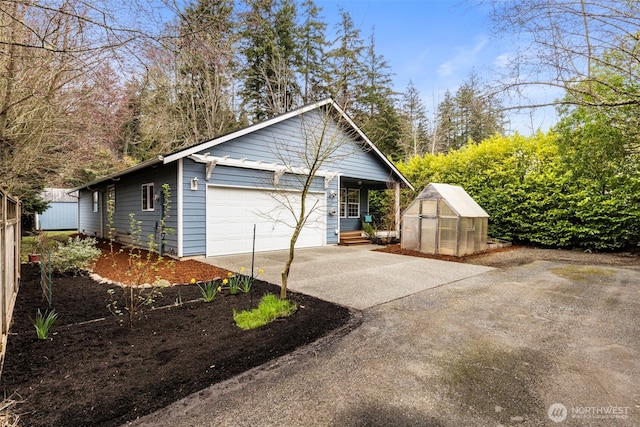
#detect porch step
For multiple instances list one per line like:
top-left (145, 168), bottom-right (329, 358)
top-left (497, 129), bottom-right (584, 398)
top-left (340, 231), bottom-right (371, 246)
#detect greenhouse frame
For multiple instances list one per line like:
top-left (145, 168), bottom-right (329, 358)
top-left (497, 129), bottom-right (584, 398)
top-left (401, 183), bottom-right (489, 257)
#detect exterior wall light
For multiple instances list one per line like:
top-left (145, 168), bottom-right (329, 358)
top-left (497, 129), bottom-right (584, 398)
top-left (191, 177), bottom-right (199, 191)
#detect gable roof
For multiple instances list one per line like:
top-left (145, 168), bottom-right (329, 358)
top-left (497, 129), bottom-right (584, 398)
top-left (418, 183), bottom-right (489, 218)
top-left (42, 188), bottom-right (78, 203)
top-left (75, 98), bottom-right (413, 190)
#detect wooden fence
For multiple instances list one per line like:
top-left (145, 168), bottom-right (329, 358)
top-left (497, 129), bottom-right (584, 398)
top-left (0, 190), bottom-right (20, 371)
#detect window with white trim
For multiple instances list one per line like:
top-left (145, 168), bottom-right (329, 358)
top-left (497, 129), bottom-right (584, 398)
top-left (142, 183), bottom-right (154, 211)
top-left (92, 191), bottom-right (99, 213)
top-left (339, 188), bottom-right (347, 218)
top-left (347, 189), bottom-right (360, 218)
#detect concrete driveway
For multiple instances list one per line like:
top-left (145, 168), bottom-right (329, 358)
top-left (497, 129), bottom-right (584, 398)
top-left (197, 245), bottom-right (494, 310)
top-left (129, 251), bottom-right (640, 427)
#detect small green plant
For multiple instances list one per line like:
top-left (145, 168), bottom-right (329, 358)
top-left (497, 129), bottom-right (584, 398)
top-left (362, 221), bottom-right (377, 239)
top-left (175, 288), bottom-right (183, 306)
top-left (233, 293), bottom-right (297, 330)
top-left (225, 272), bottom-right (239, 295)
top-left (107, 283), bottom-right (167, 328)
top-left (50, 236), bottom-right (101, 276)
top-left (226, 267), bottom-right (263, 294)
top-left (31, 309), bottom-right (58, 339)
top-left (106, 184), bottom-right (175, 329)
top-left (198, 280), bottom-right (221, 303)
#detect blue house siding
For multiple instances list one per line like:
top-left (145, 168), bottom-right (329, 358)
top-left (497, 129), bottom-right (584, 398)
top-left (198, 111), bottom-right (392, 185)
top-left (78, 189), bottom-right (101, 236)
top-left (180, 110), bottom-right (377, 245)
top-left (78, 163), bottom-right (178, 255)
top-left (180, 158), bottom-right (336, 256)
top-left (181, 159), bottom-right (207, 257)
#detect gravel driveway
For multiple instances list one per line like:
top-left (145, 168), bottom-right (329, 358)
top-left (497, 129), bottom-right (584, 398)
top-left (129, 247), bottom-right (640, 427)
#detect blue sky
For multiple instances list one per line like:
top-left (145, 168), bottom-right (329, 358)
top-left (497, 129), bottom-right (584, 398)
top-left (315, 0), bottom-right (560, 134)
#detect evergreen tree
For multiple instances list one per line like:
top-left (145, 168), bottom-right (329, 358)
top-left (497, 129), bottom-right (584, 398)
top-left (434, 73), bottom-right (504, 153)
top-left (238, 0), bottom-right (301, 121)
top-left (354, 28), bottom-right (402, 159)
top-left (399, 80), bottom-right (429, 159)
top-left (298, 0), bottom-right (329, 103)
top-left (435, 90), bottom-right (456, 153)
top-left (326, 9), bottom-right (365, 113)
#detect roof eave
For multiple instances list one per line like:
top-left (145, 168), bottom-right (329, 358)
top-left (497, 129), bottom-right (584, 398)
top-left (161, 98), bottom-right (414, 190)
top-left (73, 156), bottom-right (164, 191)
top-left (324, 101), bottom-right (415, 190)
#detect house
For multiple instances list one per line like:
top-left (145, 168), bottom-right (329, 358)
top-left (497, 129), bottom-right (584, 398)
top-left (74, 99), bottom-right (413, 258)
top-left (36, 188), bottom-right (78, 231)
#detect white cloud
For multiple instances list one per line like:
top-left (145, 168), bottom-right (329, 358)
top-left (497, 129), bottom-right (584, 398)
top-left (437, 35), bottom-right (488, 77)
top-left (493, 52), bottom-right (512, 68)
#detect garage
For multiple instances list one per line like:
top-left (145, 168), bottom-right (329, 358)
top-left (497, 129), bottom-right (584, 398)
top-left (206, 186), bottom-right (326, 256)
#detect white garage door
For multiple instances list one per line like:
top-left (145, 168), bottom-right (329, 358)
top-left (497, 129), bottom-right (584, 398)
top-left (206, 186), bottom-right (326, 256)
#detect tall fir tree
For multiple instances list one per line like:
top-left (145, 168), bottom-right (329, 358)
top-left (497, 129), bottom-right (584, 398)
top-left (238, 0), bottom-right (301, 121)
top-left (326, 9), bottom-right (364, 113)
top-left (298, 0), bottom-right (329, 103)
top-left (176, 0), bottom-right (238, 141)
top-left (355, 28), bottom-right (402, 159)
top-left (435, 90), bottom-right (456, 153)
top-left (434, 73), bottom-right (504, 153)
top-left (399, 80), bottom-right (430, 159)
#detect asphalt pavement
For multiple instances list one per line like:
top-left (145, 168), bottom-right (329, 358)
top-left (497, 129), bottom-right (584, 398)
top-left (126, 248), bottom-right (640, 427)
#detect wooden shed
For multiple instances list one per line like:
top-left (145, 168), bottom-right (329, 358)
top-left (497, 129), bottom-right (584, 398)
top-left (401, 183), bottom-right (489, 257)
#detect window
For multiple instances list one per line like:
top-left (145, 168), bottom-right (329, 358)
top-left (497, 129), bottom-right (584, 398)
top-left (142, 183), bottom-right (154, 211)
top-left (92, 191), bottom-right (99, 213)
top-left (347, 189), bottom-right (360, 218)
top-left (107, 185), bottom-right (115, 214)
top-left (339, 188), bottom-right (347, 217)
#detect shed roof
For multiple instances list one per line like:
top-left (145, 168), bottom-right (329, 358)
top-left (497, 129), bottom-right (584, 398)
top-left (418, 183), bottom-right (489, 218)
top-left (42, 188), bottom-right (78, 203)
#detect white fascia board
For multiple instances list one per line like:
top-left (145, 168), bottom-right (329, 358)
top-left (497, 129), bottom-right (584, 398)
top-left (329, 101), bottom-right (414, 191)
top-left (163, 99), bottom-right (334, 165)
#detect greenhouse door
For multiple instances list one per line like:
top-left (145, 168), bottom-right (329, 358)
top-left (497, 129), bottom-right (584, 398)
top-left (206, 186), bottom-right (326, 256)
top-left (420, 217), bottom-right (438, 254)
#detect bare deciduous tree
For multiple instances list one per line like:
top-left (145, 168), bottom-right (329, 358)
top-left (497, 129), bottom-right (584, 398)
top-left (489, 0), bottom-right (640, 109)
top-left (0, 0), bottom-right (164, 203)
top-left (268, 103), bottom-right (356, 298)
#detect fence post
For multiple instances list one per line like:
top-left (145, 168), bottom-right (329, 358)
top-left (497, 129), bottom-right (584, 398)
top-left (0, 189), bottom-right (21, 374)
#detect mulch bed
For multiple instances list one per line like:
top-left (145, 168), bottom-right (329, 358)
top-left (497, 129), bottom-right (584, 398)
top-left (374, 243), bottom-right (521, 263)
top-left (1, 264), bottom-right (352, 427)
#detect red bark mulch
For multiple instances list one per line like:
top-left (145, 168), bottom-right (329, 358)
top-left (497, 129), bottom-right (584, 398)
top-left (91, 239), bottom-right (230, 285)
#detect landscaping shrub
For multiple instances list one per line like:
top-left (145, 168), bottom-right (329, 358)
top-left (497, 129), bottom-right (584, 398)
top-left (50, 236), bottom-right (101, 276)
top-left (397, 132), bottom-right (640, 251)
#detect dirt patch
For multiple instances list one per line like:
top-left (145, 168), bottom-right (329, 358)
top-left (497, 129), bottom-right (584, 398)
top-left (549, 265), bottom-right (616, 282)
top-left (442, 339), bottom-right (549, 425)
top-left (1, 260), bottom-right (353, 427)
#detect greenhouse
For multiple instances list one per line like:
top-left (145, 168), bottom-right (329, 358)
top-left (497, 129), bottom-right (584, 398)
top-left (401, 183), bottom-right (489, 257)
